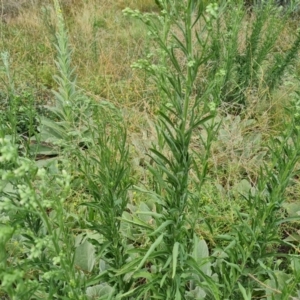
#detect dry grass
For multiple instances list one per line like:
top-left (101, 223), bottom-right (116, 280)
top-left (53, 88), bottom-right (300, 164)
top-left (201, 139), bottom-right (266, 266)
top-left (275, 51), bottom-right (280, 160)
top-left (116, 0), bottom-right (159, 11)
top-left (0, 0), bottom-right (158, 105)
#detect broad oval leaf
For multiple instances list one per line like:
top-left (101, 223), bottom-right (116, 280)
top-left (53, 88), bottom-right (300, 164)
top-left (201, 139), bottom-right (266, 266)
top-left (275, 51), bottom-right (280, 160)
top-left (75, 240), bottom-right (96, 272)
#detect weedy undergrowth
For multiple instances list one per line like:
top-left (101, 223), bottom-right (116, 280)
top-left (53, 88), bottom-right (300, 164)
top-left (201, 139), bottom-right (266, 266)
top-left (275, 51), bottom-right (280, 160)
top-left (213, 115), bottom-right (300, 298)
top-left (0, 136), bottom-right (87, 299)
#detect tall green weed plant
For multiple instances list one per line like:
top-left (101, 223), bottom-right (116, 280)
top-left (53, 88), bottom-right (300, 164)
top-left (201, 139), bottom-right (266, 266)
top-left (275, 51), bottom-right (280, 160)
top-left (76, 108), bottom-right (132, 298)
top-left (0, 137), bottom-right (87, 299)
top-left (37, 0), bottom-right (92, 160)
top-left (122, 0), bottom-right (300, 298)
top-left (122, 1), bottom-right (220, 298)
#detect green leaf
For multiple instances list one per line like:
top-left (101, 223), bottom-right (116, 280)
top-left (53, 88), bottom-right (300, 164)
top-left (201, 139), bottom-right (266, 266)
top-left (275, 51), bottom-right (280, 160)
top-left (135, 211), bottom-right (164, 219)
top-left (121, 215), bottom-right (153, 231)
top-left (185, 287), bottom-right (206, 300)
top-left (116, 257), bottom-right (141, 276)
top-left (149, 220), bottom-right (173, 237)
top-left (74, 240), bottom-right (96, 272)
top-left (39, 116), bottom-right (68, 141)
top-left (162, 255), bottom-right (172, 270)
top-left (284, 231), bottom-right (300, 243)
top-left (215, 234), bottom-right (234, 241)
top-left (233, 179), bottom-right (252, 198)
top-left (264, 271), bottom-right (291, 300)
top-left (132, 270), bottom-right (154, 280)
top-left (86, 283), bottom-right (114, 299)
top-left (172, 242), bottom-right (180, 278)
top-left (223, 260), bottom-right (242, 272)
top-left (136, 233), bottom-right (164, 271)
top-left (291, 257), bottom-right (300, 276)
top-left (175, 287), bottom-right (182, 300)
top-left (192, 237), bottom-right (211, 276)
top-left (282, 203), bottom-right (300, 217)
top-left (276, 216), bottom-right (300, 225)
top-left (150, 148), bottom-right (173, 167)
top-left (115, 286), bottom-right (139, 299)
top-left (238, 282), bottom-right (251, 300)
top-left (99, 259), bottom-right (107, 273)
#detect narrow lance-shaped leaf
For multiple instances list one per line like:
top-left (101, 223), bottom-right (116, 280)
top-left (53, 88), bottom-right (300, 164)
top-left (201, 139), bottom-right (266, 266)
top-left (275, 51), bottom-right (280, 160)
top-left (172, 242), bottom-right (180, 278)
top-left (136, 233), bottom-right (164, 271)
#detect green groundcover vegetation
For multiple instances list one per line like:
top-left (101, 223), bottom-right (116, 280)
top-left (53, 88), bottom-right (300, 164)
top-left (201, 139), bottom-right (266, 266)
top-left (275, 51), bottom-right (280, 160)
top-left (1, 0), bottom-right (300, 299)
